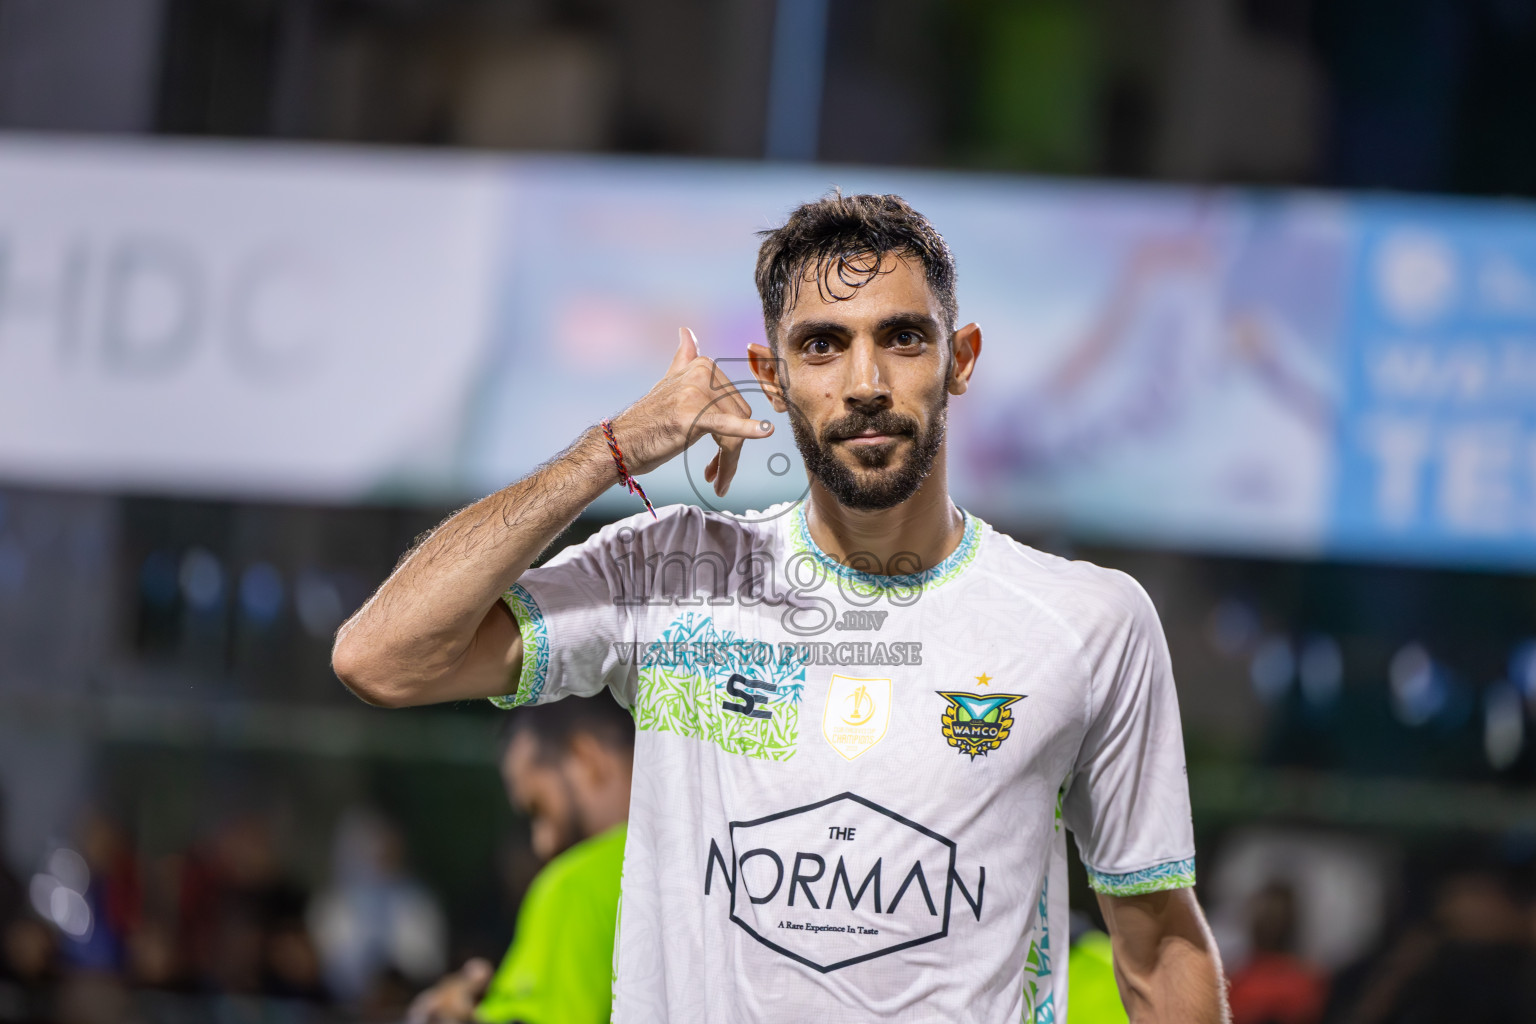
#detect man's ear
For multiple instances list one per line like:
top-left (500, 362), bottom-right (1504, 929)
top-left (565, 732), bottom-right (609, 787)
top-left (748, 342), bottom-right (788, 413)
top-left (948, 323), bottom-right (982, 396)
top-left (567, 732), bottom-right (631, 793)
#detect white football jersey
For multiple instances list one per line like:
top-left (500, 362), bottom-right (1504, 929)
top-left (493, 501), bottom-right (1196, 1023)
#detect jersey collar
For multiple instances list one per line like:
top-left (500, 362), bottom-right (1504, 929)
top-left (786, 500), bottom-right (984, 597)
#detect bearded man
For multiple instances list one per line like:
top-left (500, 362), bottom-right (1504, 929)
top-left (334, 193), bottom-right (1228, 1023)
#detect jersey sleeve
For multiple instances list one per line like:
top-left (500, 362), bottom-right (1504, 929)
top-left (1060, 571), bottom-right (1197, 897)
top-left (491, 504), bottom-right (696, 711)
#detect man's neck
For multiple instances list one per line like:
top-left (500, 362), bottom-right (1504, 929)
top-left (803, 450), bottom-right (965, 575)
top-left (578, 770), bottom-right (633, 843)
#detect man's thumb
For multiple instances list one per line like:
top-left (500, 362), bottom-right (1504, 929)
top-left (462, 957), bottom-right (493, 991)
top-left (668, 326), bottom-right (698, 373)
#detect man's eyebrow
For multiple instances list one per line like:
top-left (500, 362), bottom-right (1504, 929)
top-left (875, 312), bottom-right (941, 335)
top-left (785, 313), bottom-right (941, 342)
top-left (784, 319), bottom-right (853, 342)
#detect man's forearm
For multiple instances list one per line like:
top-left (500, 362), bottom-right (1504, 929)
top-left (1099, 889), bottom-right (1229, 1024)
top-left (333, 425), bottom-right (616, 702)
top-left (332, 328), bottom-right (768, 706)
top-left (1121, 935), bottom-right (1226, 1024)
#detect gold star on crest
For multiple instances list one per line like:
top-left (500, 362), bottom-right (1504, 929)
top-left (975, 672), bottom-right (993, 687)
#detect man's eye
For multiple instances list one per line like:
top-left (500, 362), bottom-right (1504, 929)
top-left (893, 331), bottom-right (920, 346)
top-left (807, 338), bottom-right (832, 355)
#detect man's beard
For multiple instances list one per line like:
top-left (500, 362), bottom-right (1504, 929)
top-left (788, 388), bottom-right (947, 511)
top-left (547, 764), bottom-right (588, 859)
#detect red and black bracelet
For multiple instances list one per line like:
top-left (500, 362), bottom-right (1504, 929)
top-left (600, 419), bottom-right (657, 519)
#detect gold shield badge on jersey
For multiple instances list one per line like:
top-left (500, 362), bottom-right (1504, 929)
top-left (822, 675), bottom-right (892, 760)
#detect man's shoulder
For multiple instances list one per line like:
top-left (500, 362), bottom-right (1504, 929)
top-left (975, 521), bottom-right (1156, 628)
top-left (546, 502), bottom-right (786, 565)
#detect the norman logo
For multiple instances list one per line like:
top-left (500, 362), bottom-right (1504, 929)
top-left (703, 793), bottom-right (985, 973)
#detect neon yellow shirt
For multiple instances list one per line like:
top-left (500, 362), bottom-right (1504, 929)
top-left (1068, 930), bottom-right (1130, 1024)
top-left (476, 824), bottom-right (626, 1024)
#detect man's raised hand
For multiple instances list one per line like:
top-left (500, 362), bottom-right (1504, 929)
top-left (608, 327), bottom-right (773, 496)
top-left (404, 957), bottom-right (493, 1024)
top-left (333, 332), bottom-right (774, 709)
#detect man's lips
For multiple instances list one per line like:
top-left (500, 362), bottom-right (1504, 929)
top-left (835, 431), bottom-right (909, 446)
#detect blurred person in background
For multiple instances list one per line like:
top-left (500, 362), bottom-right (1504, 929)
top-left (1226, 880), bottom-right (1327, 1024)
top-left (1386, 869), bottom-right (1536, 1024)
top-left (1331, 866), bottom-right (1536, 1024)
top-left (122, 853), bottom-right (192, 998)
top-left (407, 692), bottom-right (633, 1024)
top-left (180, 811), bottom-right (322, 999)
top-left (0, 809), bottom-right (145, 1023)
top-left (0, 786), bottom-right (59, 1024)
top-left (0, 916), bottom-right (57, 1024)
top-left (264, 912), bottom-right (327, 1001)
top-left (1066, 911), bottom-right (1129, 1024)
top-left (65, 810), bottom-right (140, 974)
top-left (122, 919), bottom-right (182, 995)
top-left (309, 807), bottom-right (447, 1009)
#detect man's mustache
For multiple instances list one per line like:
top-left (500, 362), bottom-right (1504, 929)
top-left (821, 410), bottom-right (919, 442)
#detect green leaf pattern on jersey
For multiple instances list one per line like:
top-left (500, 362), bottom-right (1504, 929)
top-left (633, 613), bottom-right (808, 760)
top-left (489, 583), bottom-right (548, 710)
top-left (1086, 857), bottom-right (1197, 896)
top-left (1021, 879), bottom-right (1056, 1023)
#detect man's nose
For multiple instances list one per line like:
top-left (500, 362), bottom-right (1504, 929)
top-left (843, 339), bottom-right (891, 410)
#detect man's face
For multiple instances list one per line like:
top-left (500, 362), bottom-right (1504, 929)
top-left (769, 256), bottom-right (954, 511)
top-left (503, 732), bottom-right (580, 862)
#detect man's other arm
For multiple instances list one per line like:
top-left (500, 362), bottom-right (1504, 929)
top-left (332, 427), bottom-right (614, 708)
top-left (1097, 888), bottom-right (1229, 1024)
top-left (330, 329), bottom-right (765, 708)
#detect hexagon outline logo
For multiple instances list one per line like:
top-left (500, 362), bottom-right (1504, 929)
top-left (725, 791), bottom-right (957, 973)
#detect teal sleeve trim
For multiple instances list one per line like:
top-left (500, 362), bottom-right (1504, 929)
top-left (490, 583), bottom-right (549, 710)
top-left (1086, 857), bottom-right (1196, 896)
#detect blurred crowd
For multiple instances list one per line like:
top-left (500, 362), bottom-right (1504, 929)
top-left (6, 781), bottom-right (1536, 1023)
top-left (0, 796), bottom-right (448, 1024)
top-left (1223, 866), bottom-right (1536, 1024)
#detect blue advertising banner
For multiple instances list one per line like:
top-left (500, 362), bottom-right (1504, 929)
top-left (1330, 199), bottom-right (1536, 567)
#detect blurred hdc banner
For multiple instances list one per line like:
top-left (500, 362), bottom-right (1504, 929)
top-left (1, 135), bottom-right (1535, 570)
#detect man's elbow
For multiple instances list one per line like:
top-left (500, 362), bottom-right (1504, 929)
top-left (331, 636), bottom-right (414, 709)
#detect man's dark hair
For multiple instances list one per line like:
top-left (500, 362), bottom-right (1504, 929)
top-left (499, 692), bottom-right (635, 763)
top-left (754, 191), bottom-right (958, 347)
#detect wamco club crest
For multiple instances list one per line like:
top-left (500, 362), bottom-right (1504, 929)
top-left (938, 675), bottom-right (1025, 760)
